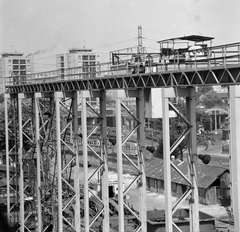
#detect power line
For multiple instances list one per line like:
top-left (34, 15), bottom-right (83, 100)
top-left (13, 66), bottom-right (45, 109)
top-left (144, 37), bottom-right (159, 42)
top-left (92, 38), bottom-right (136, 50)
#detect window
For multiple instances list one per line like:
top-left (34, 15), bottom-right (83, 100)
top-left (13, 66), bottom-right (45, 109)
top-left (90, 55), bottom-right (95, 60)
top-left (20, 60), bottom-right (26, 64)
top-left (12, 71), bottom-right (19, 75)
top-left (20, 71), bottom-right (26, 75)
top-left (83, 62), bottom-right (88, 66)
top-left (82, 55), bottom-right (88, 60)
top-left (9, 65), bottom-right (12, 69)
top-left (27, 60), bottom-right (30, 63)
top-left (78, 56), bottom-right (82, 59)
top-left (20, 65), bottom-right (26, 70)
top-left (88, 140), bottom-right (94, 146)
top-left (13, 59), bottom-right (18, 64)
top-left (82, 67), bottom-right (89, 72)
top-left (13, 65), bottom-right (19, 70)
top-left (8, 60), bottom-right (11, 63)
top-left (90, 62), bottom-right (95, 66)
top-left (125, 143), bottom-right (131, 149)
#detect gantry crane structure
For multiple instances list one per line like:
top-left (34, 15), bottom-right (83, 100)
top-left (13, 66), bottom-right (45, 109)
top-left (3, 37), bottom-right (240, 232)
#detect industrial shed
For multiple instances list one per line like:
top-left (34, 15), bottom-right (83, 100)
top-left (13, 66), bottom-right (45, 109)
top-left (145, 157), bottom-right (230, 205)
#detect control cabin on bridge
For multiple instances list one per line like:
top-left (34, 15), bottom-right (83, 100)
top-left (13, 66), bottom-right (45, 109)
top-left (110, 35), bottom-right (215, 75)
top-left (157, 34), bottom-right (214, 63)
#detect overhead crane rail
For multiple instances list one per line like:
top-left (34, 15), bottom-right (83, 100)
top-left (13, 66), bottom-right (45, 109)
top-left (5, 42), bottom-right (240, 93)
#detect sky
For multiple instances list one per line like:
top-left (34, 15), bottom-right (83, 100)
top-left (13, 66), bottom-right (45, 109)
top-left (1, 0), bottom-right (240, 72)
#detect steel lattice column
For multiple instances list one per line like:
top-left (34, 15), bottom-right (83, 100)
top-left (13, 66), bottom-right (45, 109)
top-left (4, 94), bottom-right (21, 228)
top-left (161, 88), bottom-right (173, 232)
top-left (35, 94), bottom-right (56, 232)
top-left (186, 87), bottom-right (200, 232)
top-left (80, 90), bottom-right (112, 231)
top-left (72, 91), bottom-right (81, 232)
top-left (229, 85), bottom-right (240, 231)
top-left (4, 94), bottom-right (11, 224)
top-left (55, 92), bottom-right (63, 231)
top-left (81, 91), bottom-right (90, 232)
top-left (136, 89), bottom-right (147, 232)
top-left (53, 91), bottom-right (82, 231)
top-left (18, 93), bottom-right (25, 232)
top-left (34, 93), bottom-right (43, 232)
top-left (99, 90), bottom-right (110, 232)
top-left (115, 90), bottom-right (125, 231)
top-left (114, 90), bottom-right (147, 231)
top-left (161, 87), bottom-right (200, 232)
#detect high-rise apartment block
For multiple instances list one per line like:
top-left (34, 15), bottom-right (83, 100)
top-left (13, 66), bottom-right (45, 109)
top-left (0, 52), bottom-right (34, 94)
top-left (56, 48), bottom-right (101, 80)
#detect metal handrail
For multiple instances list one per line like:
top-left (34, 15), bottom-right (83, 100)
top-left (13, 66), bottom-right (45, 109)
top-left (5, 42), bottom-right (240, 87)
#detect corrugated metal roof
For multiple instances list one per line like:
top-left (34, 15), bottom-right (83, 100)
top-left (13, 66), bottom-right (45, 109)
top-left (157, 35), bottom-right (214, 43)
top-left (145, 157), bottom-right (228, 189)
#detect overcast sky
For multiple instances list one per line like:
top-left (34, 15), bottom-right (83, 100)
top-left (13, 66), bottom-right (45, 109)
top-left (1, 0), bottom-right (240, 71)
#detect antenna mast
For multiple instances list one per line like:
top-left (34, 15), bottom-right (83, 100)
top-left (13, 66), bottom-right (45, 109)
top-left (137, 25), bottom-right (143, 54)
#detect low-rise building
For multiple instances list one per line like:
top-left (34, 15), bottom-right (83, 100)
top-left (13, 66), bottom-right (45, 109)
top-left (145, 157), bottom-right (230, 205)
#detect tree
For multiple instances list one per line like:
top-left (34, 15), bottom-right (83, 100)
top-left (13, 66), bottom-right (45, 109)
top-left (196, 109), bottom-right (211, 131)
top-left (106, 91), bottom-right (116, 105)
top-left (197, 86), bottom-right (213, 95)
top-left (200, 90), bottom-right (223, 109)
top-left (196, 86), bottom-right (213, 105)
top-left (152, 101), bottom-right (212, 160)
top-left (0, 94), bottom-right (3, 104)
top-left (153, 102), bottom-right (187, 160)
top-left (153, 122), bottom-right (187, 160)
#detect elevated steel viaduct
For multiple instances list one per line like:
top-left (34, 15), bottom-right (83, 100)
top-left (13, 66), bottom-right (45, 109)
top-left (3, 42), bottom-right (240, 232)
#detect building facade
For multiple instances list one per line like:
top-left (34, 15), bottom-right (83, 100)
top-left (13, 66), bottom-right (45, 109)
top-left (0, 52), bottom-right (34, 94)
top-left (56, 48), bottom-right (101, 80)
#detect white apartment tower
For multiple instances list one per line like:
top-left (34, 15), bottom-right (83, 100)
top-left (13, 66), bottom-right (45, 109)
top-left (0, 52), bottom-right (34, 94)
top-left (56, 48), bottom-right (101, 80)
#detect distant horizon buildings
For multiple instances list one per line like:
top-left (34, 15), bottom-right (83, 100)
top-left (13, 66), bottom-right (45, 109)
top-left (56, 48), bottom-right (101, 80)
top-left (0, 52), bottom-right (34, 94)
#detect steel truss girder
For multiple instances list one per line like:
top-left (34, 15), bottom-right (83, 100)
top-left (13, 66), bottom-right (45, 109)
top-left (6, 65), bottom-right (240, 94)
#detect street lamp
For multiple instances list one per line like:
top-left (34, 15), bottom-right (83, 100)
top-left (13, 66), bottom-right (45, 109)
top-left (198, 154), bottom-right (211, 165)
